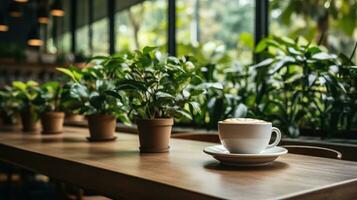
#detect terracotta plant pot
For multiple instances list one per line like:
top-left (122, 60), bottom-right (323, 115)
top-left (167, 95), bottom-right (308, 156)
top-left (137, 118), bottom-right (174, 153)
top-left (21, 108), bottom-right (39, 132)
top-left (65, 113), bottom-right (85, 122)
top-left (87, 114), bottom-right (116, 140)
top-left (41, 112), bottom-right (65, 134)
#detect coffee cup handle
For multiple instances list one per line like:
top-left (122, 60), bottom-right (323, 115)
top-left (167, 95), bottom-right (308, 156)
top-left (267, 127), bottom-right (281, 148)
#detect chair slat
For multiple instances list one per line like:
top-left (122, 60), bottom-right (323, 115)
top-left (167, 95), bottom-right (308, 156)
top-left (283, 145), bottom-right (342, 159)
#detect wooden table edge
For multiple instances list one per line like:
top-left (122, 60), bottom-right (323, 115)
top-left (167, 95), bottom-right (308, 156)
top-left (276, 178), bottom-right (357, 200)
top-left (1, 128), bottom-right (357, 200)
top-left (0, 142), bottom-right (223, 200)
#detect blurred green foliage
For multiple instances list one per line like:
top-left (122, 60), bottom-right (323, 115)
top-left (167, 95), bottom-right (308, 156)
top-left (178, 35), bottom-right (357, 138)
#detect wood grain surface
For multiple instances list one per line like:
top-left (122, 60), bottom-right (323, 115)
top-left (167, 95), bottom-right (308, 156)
top-left (0, 127), bottom-right (356, 200)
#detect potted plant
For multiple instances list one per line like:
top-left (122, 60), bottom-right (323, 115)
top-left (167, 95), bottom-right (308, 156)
top-left (63, 95), bottom-right (84, 122)
top-left (34, 81), bottom-right (65, 134)
top-left (12, 81), bottom-right (40, 132)
top-left (119, 47), bottom-right (204, 153)
top-left (56, 73), bottom-right (85, 122)
top-left (57, 60), bottom-right (129, 141)
top-left (0, 86), bottom-right (21, 127)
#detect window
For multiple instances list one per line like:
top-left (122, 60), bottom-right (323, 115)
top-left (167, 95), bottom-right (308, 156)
top-left (176, 0), bottom-right (255, 64)
top-left (92, 0), bottom-right (109, 55)
top-left (115, 0), bottom-right (167, 52)
top-left (56, 0), bottom-right (71, 54)
top-left (270, 0), bottom-right (357, 62)
top-left (76, 1), bottom-right (89, 55)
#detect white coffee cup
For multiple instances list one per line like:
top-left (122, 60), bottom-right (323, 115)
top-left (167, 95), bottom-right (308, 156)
top-left (218, 118), bottom-right (281, 154)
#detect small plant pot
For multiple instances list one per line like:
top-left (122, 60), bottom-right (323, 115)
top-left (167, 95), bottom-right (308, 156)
top-left (87, 114), bottom-right (117, 140)
top-left (65, 113), bottom-right (85, 122)
top-left (137, 118), bottom-right (174, 153)
top-left (41, 112), bottom-right (65, 134)
top-left (21, 109), bottom-right (39, 132)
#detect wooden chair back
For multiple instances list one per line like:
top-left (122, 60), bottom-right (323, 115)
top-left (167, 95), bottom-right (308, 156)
top-left (283, 145), bottom-right (342, 159)
top-left (172, 133), bottom-right (220, 143)
top-left (172, 134), bottom-right (342, 159)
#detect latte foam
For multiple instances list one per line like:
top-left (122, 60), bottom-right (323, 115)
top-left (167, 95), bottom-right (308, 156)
top-left (220, 118), bottom-right (270, 124)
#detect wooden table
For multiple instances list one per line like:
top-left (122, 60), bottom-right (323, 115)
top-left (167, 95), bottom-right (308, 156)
top-left (0, 127), bottom-right (356, 200)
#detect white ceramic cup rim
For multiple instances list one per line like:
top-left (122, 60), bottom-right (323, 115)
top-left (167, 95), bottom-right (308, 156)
top-left (218, 121), bottom-right (272, 125)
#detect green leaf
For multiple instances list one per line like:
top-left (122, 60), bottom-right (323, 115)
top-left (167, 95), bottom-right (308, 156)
top-left (175, 109), bottom-right (192, 120)
top-left (12, 81), bottom-right (27, 91)
top-left (312, 52), bottom-right (337, 60)
top-left (251, 58), bottom-right (274, 68)
top-left (188, 102), bottom-right (200, 114)
top-left (42, 81), bottom-right (60, 90)
top-left (287, 47), bottom-right (302, 55)
top-left (199, 82), bottom-right (223, 90)
top-left (269, 56), bottom-right (295, 74)
top-left (143, 46), bottom-right (157, 54)
top-left (238, 32), bottom-right (254, 49)
top-left (233, 103), bottom-right (248, 118)
top-left (255, 39), bottom-right (268, 53)
top-left (71, 84), bottom-right (88, 99)
top-left (105, 90), bottom-right (121, 99)
top-left (156, 91), bottom-right (175, 99)
top-left (117, 80), bottom-right (147, 91)
top-left (308, 74), bottom-right (317, 86)
top-left (89, 95), bottom-right (104, 110)
top-left (190, 88), bottom-right (206, 96)
top-left (57, 68), bottom-right (81, 83)
top-left (307, 47), bottom-right (322, 55)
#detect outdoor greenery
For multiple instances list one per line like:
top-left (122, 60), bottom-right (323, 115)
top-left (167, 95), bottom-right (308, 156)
top-left (71, 0), bottom-right (356, 62)
top-left (182, 35), bottom-right (357, 138)
top-left (270, 0), bottom-right (357, 63)
top-left (251, 36), bottom-right (357, 137)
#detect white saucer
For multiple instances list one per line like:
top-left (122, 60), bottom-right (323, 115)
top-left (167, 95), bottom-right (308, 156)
top-left (203, 145), bottom-right (288, 166)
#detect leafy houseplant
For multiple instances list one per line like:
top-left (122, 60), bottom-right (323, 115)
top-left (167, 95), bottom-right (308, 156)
top-left (119, 47), bottom-right (204, 153)
top-left (176, 36), bottom-right (356, 139)
top-left (12, 81), bottom-right (40, 132)
top-left (0, 86), bottom-right (21, 126)
top-left (252, 36), bottom-right (355, 137)
top-left (34, 82), bottom-right (65, 134)
top-left (61, 84), bottom-right (85, 122)
top-left (56, 75), bottom-right (86, 122)
top-left (57, 59), bottom-right (129, 141)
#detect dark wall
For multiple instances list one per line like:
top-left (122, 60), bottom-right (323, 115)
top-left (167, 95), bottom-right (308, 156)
top-left (0, 0), bottom-right (37, 46)
top-left (0, 0), bottom-right (145, 46)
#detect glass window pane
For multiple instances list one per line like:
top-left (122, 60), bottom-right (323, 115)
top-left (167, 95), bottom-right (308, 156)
top-left (92, 0), bottom-right (108, 55)
top-left (115, 0), bottom-right (167, 52)
top-left (57, 0), bottom-right (71, 54)
top-left (270, 0), bottom-right (357, 62)
top-left (76, 1), bottom-right (89, 55)
top-left (177, 0), bottom-right (255, 64)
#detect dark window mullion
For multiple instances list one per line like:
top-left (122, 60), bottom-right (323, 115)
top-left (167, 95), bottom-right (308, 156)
top-left (168, 0), bottom-right (176, 56)
top-left (88, 0), bottom-right (93, 55)
top-left (254, 0), bottom-right (269, 62)
top-left (70, 0), bottom-right (77, 54)
top-left (108, 0), bottom-right (115, 55)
